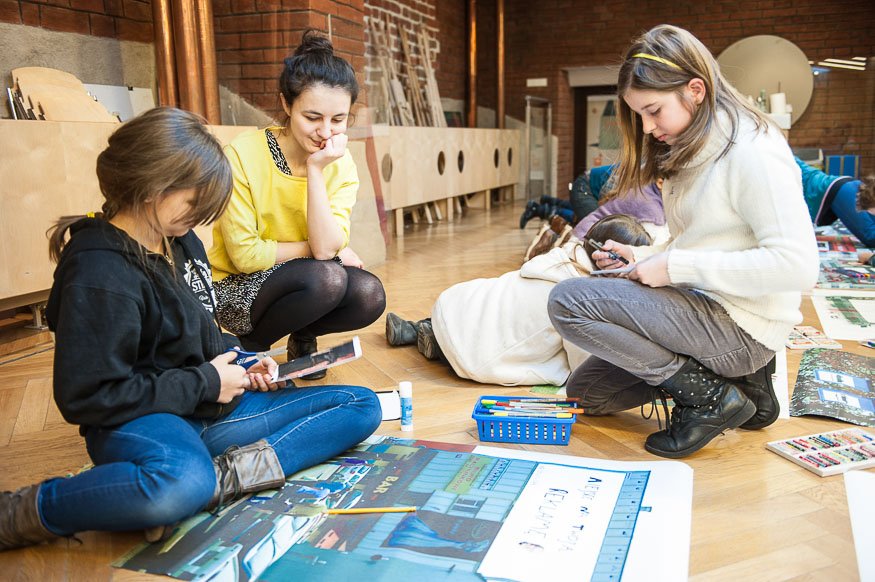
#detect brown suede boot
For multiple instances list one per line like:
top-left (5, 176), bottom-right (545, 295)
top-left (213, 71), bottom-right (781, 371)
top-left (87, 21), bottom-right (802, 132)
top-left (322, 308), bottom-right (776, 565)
top-left (0, 484), bottom-right (58, 551)
top-left (207, 439), bottom-right (286, 512)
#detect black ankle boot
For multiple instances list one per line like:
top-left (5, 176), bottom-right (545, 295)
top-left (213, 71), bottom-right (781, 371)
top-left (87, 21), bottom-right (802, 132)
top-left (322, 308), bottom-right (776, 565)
top-left (519, 201), bottom-right (540, 229)
top-left (735, 357), bottom-right (778, 430)
top-left (386, 313), bottom-right (417, 346)
top-left (644, 358), bottom-right (756, 458)
top-left (287, 333), bottom-right (326, 380)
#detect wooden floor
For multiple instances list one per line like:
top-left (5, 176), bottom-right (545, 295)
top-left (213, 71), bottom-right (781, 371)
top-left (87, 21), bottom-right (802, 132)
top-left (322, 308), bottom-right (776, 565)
top-left (0, 201), bottom-right (868, 581)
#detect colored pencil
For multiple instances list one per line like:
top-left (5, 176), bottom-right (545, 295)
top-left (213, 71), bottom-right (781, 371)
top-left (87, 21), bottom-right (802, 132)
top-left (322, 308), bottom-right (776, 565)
top-left (326, 506), bottom-right (418, 515)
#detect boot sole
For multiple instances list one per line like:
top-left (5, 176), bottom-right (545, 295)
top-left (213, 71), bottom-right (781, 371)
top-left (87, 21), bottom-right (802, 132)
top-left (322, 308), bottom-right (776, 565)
top-left (644, 398), bottom-right (756, 459)
top-left (417, 326), bottom-right (441, 360)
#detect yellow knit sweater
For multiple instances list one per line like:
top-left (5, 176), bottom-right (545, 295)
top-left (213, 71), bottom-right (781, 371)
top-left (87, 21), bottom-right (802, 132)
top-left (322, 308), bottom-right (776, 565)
top-left (209, 128), bottom-right (358, 281)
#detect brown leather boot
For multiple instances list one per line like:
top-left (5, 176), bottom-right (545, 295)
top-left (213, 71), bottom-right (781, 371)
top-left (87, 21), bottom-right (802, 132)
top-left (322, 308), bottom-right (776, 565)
top-left (524, 223), bottom-right (558, 261)
top-left (0, 484), bottom-right (58, 551)
top-left (207, 439), bottom-right (286, 512)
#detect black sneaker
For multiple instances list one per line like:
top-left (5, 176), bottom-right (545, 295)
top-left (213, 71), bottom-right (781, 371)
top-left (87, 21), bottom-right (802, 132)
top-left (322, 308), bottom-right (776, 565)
top-left (519, 201), bottom-right (540, 229)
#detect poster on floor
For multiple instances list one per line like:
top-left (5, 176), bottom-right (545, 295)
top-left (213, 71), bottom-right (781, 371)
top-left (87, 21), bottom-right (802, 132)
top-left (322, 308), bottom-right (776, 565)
top-left (790, 349), bottom-right (875, 427)
top-left (114, 436), bottom-right (692, 582)
top-left (811, 294), bottom-right (875, 341)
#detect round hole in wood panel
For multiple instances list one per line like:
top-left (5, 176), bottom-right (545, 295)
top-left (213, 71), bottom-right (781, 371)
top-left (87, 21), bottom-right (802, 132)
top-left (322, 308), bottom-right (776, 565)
top-left (437, 151), bottom-right (445, 175)
top-left (381, 153), bottom-right (393, 182)
top-left (507, 147), bottom-right (514, 167)
top-left (493, 148), bottom-right (499, 168)
top-left (457, 150), bottom-right (465, 173)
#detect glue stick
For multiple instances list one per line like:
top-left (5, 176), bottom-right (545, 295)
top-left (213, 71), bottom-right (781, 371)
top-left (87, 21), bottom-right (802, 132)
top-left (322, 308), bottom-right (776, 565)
top-left (399, 381), bottom-right (413, 431)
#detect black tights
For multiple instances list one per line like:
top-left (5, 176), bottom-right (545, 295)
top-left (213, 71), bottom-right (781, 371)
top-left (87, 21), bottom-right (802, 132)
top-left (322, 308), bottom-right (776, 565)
top-left (239, 259), bottom-right (386, 350)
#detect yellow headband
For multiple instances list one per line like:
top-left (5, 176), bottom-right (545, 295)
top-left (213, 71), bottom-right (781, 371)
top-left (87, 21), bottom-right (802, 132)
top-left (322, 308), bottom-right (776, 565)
top-left (632, 53), bottom-right (682, 70)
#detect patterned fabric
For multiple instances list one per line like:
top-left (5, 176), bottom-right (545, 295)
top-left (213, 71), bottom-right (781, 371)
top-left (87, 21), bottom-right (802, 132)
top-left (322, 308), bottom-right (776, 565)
top-left (265, 129), bottom-right (292, 176)
top-left (213, 263), bottom-right (283, 335)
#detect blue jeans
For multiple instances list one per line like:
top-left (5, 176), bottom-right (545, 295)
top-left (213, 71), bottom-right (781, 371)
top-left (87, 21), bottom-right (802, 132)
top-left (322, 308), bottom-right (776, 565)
top-left (832, 180), bottom-right (875, 248)
top-left (37, 386), bottom-right (381, 536)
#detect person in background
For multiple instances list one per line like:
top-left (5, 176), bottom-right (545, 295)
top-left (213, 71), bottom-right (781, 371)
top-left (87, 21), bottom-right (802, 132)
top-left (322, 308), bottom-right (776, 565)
top-left (854, 176), bottom-right (875, 265)
top-left (799, 158), bottom-right (875, 248)
top-left (519, 165), bottom-right (616, 229)
top-left (0, 107), bottom-right (382, 552)
top-left (548, 25), bottom-right (819, 458)
top-left (209, 30), bottom-right (386, 379)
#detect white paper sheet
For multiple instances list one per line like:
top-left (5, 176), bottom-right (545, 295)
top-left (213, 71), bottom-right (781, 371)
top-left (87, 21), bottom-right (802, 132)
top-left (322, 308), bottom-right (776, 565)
top-left (812, 294), bottom-right (875, 340)
top-left (844, 471), bottom-right (875, 581)
top-left (473, 446), bottom-right (693, 582)
top-left (775, 347), bottom-right (791, 419)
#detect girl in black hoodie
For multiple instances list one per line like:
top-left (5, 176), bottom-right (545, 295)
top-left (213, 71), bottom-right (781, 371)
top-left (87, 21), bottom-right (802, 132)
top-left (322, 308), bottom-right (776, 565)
top-left (0, 107), bottom-right (382, 551)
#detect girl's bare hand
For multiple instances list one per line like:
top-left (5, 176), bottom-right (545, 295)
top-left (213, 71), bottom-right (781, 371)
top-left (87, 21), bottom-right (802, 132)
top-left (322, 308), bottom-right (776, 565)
top-left (245, 357), bottom-right (285, 392)
top-left (628, 252), bottom-right (671, 287)
top-left (209, 351), bottom-right (249, 403)
top-left (308, 133), bottom-right (348, 170)
top-left (592, 240), bottom-right (634, 273)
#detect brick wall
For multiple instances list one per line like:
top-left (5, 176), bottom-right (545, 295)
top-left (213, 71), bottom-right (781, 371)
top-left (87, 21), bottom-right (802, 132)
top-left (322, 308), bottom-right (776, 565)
top-left (433, 0), bottom-right (465, 103)
top-left (215, 0), bottom-right (366, 122)
top-left (363, 0), bottom-right (442, 124)
top-left (0, 0), bottom-right (152, 42)
top-left (500, 0), bottom-right (875, 188)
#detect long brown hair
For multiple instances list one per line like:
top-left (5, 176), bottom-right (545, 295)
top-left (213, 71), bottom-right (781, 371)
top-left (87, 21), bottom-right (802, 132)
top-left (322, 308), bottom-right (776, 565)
top-left (48, 107), bottom-right (232, 262)
top-left (610, 24), bottom-right (771, 199)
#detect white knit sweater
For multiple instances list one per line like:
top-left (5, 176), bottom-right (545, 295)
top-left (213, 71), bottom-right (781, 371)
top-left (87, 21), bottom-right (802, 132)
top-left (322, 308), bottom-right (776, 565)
top-left (634, 112), bottom-right (820, 352)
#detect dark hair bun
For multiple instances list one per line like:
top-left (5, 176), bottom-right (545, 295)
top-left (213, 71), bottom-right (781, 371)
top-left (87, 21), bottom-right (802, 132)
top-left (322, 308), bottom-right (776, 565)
top-left (294, 29), bottom-right (334, 57)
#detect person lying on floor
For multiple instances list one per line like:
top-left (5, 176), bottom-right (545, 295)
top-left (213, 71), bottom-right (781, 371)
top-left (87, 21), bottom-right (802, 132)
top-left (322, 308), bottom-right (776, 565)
top-left (519, 164), bottom-right (616, 228)
top-left (385, 214), bottom-right (663, 386)
top-left (523, 178), bottom-right (667, 262)
top-left (855, 177), bottom-right (875, 265)
top-left (800, 159), bottom-right (875, 248)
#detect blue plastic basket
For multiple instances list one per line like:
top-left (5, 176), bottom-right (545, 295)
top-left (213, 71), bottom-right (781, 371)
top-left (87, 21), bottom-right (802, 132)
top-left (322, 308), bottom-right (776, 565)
top-left (472, 395), bottom-right (574, 445)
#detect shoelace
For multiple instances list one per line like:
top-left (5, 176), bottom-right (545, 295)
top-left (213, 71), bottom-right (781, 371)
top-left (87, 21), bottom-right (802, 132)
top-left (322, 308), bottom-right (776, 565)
top-left (640, 388), bottom-right (672, 432)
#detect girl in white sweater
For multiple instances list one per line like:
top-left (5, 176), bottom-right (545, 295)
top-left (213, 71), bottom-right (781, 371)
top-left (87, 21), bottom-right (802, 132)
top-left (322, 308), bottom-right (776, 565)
top-left (548, 25), bottom-right (819, 458)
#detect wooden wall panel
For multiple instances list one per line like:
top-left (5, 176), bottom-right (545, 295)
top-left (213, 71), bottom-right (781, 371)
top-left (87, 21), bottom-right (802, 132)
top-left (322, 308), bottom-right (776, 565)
top-left (0, 121), bottom-right (386, 311)
top-left (373, 126), bottom-right (521, 211)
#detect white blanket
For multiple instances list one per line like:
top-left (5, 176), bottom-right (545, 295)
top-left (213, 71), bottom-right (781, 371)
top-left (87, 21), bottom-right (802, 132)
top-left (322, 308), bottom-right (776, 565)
top-left (432, 225), bottom-right (670, 386)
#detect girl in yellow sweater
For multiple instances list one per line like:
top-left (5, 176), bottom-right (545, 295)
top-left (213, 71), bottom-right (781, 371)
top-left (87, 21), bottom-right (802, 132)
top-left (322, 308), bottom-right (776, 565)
top-left (209, 31), bottom-right (386, 378)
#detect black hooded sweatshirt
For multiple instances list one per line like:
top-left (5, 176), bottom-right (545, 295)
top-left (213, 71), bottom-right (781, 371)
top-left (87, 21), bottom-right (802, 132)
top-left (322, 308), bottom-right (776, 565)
top-left (46, 218), bottom-right (240, 434)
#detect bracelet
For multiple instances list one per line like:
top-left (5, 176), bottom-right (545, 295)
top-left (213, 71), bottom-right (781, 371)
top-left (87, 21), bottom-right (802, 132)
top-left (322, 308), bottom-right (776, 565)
top-left (332, 255), bottom-right (344, 267)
